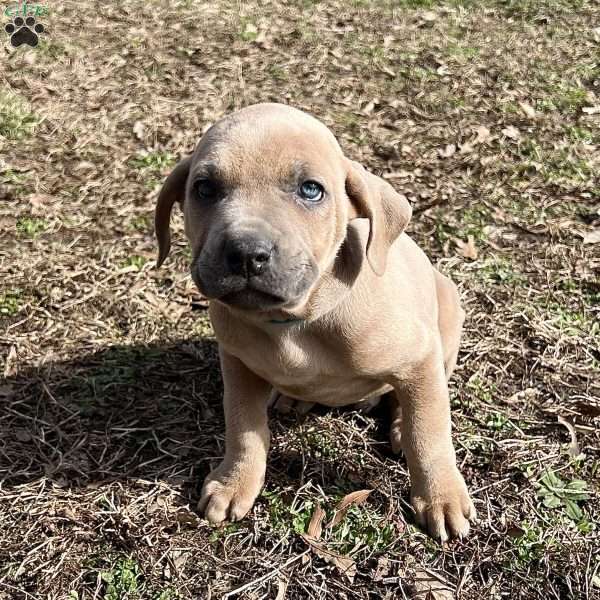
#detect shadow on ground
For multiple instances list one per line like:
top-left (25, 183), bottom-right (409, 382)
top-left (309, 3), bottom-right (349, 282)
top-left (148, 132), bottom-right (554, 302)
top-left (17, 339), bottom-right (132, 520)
top-left (0, 340), bottom-right (224, 495)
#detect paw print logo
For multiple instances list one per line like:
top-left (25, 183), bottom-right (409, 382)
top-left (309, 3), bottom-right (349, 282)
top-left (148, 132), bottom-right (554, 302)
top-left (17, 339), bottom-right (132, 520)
top-left (4, 16), bottom-right (45, 48)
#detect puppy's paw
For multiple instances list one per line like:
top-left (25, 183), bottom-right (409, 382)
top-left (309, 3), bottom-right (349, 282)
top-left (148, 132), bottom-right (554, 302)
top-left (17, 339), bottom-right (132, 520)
top-left (198, 462), bottom-right (264, 524)
top-left (411, 469), bottom-right (476, 542)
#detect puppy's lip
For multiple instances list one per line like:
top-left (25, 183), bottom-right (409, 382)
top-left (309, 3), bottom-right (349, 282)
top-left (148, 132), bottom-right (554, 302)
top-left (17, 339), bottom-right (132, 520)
top-left (220, 287), bottom-right (287, 309)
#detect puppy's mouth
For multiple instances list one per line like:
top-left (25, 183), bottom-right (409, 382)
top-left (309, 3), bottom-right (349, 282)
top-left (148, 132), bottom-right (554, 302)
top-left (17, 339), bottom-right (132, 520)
top-left (193, 269), bottom-right (297, 311)
top-left (220, 285), bottom-right (287, 310)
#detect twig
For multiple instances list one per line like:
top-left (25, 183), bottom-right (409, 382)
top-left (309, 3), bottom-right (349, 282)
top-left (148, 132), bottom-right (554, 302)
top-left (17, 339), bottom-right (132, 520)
top-left (222, 550), bottom-right (310, 598)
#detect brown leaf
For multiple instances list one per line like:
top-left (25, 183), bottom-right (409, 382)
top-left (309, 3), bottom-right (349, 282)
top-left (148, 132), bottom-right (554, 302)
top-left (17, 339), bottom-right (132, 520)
top-left (454, 235), bottom-right (478, 260)
top-left (327, 489), bottom-right (373, 528)
top-left (518, 101), bottom-right (536, 119)
top-left (301, 534), bottom-right (356, 582)
top-left (306, 503), bottom-right (325, 539)
top-left (28, 193), bottom-right (56, 216)
top-left (557, 415), bottom-right (581, 459)
top-left (411, 567), bottom-right (455, 600)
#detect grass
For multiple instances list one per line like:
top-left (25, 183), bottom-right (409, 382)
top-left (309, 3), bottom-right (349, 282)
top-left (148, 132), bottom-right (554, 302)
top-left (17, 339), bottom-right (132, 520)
top-left (0, 0), bottom-right (598, 598)
top-left (16, 216), bottom-right (46, 238)
top-left (0, 90), bottom-right (38, 140)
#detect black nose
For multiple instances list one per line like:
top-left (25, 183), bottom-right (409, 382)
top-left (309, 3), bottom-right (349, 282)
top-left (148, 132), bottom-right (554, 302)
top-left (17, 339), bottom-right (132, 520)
top-left (225, 238), bottom-right (274, 276)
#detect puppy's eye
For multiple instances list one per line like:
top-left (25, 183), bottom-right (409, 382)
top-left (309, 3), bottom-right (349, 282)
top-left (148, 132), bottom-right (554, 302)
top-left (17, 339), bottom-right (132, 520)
top-left (194, 178), bottom-right (220, 201)
top-left (298, 180), bottom-right (324, 203)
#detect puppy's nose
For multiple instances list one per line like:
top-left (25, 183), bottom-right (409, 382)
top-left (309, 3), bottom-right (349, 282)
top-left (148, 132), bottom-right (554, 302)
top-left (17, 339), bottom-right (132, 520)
top-left (225, 238), bottom-right (273, 276)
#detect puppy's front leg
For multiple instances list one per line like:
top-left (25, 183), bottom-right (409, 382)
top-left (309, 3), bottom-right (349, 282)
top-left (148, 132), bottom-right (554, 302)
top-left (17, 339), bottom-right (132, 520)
top-left (199, 349), bottom-right (271, 524)
top-left (395, 349), bottom-right (476, 541)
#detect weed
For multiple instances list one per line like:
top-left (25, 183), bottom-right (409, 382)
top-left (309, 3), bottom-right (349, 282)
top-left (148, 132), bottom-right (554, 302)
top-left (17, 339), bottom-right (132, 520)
top-left (121, 255), bottom-right (148, 270)
top-left (329, 503), bottom-right (396, 555)
top-left (129, 151), bottom-right (175, 172)
top-left (16, 217), bottom-right (46, 238)
top-left (263, 489), bottom-right (315, 535)
top-left (129, 214), bottom-right (151, 232)
top-left (476, 257), bottom-right (525, 285)
top-left (0, 90), bottom-right (38, 140)
top-left (535, 469), bottom-right (590, 522)
top-left (510, 521), bottom-right (552, 567)
top-left (0, 289), bottom-right (22, 317)
top-left (101, 556), bottom-right (142, 600)
top-left (486, 411), bottom-right (509, 431)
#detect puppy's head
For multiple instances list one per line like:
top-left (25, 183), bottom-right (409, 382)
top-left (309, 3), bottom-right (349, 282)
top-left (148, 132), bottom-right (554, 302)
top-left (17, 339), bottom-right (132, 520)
top-left (155, 103), bottom-right (411, 313)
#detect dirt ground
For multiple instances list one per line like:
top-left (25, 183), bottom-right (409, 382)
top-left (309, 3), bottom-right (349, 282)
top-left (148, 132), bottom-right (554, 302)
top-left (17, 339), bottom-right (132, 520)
top-left (1, 0), bottom-right (599, 598)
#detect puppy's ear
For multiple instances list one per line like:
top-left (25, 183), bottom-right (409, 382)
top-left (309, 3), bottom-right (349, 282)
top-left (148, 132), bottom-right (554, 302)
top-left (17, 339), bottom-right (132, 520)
top-left (345, 159), bottom-right (412, 276)
top-left (155, 157), bottom-right (192, 267)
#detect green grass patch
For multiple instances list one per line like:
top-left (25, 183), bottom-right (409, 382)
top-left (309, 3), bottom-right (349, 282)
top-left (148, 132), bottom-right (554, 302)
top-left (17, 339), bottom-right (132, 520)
top-left (121, 255), bottom-right (148, 270)
top-left (0, 289), bottom-right (22, 317)
top-left (0, 90), bottom-right (39, 140)
top-left (465, 373), bottom-right (496, 403)
top-left (129, 151), bottom-right (175, 172)
top-left (128, 214), bottom-right (151, 232)
top-left (16, 217), bottom-right (46, 238)
top-left (100, 556), bottom-right (142, 600)
top-left (264, 489), bottom-right (316, 536)
top-left (475, 256), bottom-right (525, 285)
top-left (263, 486), bottom-right (396, 555)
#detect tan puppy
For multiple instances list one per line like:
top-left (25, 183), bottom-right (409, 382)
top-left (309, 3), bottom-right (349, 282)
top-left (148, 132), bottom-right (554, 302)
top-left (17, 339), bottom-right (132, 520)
top-left (155, 103), bottom-right (476, 541)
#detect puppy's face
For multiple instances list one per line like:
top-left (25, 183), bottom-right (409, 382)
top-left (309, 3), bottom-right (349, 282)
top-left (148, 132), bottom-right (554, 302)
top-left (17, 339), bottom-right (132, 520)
top-left (155, 103), bottom-right (412, 314)
top-left (183, 107), bottom-right (351, 312)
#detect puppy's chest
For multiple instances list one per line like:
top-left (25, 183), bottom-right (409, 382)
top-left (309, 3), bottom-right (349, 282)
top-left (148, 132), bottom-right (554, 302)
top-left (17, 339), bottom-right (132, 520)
top-left (244, 331), bottom-right (343, 381)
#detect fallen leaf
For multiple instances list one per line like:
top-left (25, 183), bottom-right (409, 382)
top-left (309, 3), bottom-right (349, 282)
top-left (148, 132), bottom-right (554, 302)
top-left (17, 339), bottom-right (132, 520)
top-left (307, 503), bottom-right (325, 539)
top-left (373, 555), bottom-right (391, 582)
top-left (473, 125), bottom-right (492, 145)
top-left (557, 415), bottom-right (582, 459)
top-left (438, 143), bottom-right (456, 158)
top-left (301, 534), bottom-right (356, 582)
top-left (582, 106), bottom-right (600, 115)
top-left (133, 121), bottom-right (145, 140)
top-left (502, 126), bottom-right (520, 140)
top-left (582, 229), bottom-right (600, 244)
top-left (28, 193), bottom-right (56, 215)
top-left (454, 235), bottom-right (478, 260)
top-left (411, 567), bottom-right (455, 600)
top-left (327, 489), bottom-right (373, 528)
top-left (275, 577), bottom-right (287, 600)
top-left (518, 101), bottom-right (536, 119)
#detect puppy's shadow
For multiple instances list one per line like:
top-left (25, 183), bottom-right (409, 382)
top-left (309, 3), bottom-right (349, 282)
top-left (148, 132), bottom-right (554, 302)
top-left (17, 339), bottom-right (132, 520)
top-left (0, 340), bottom-right (223, 494)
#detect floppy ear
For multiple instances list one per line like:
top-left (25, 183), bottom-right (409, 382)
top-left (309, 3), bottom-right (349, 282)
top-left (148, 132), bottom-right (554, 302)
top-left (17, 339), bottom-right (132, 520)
top-left (345, 159), bottom-right (412, 276)
top-left (155, 157), bottom-right (192, 267)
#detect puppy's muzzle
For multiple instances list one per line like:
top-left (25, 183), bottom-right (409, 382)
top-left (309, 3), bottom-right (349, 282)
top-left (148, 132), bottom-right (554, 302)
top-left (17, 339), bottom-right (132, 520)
top-left (194, 229), bottom-right (318, 311)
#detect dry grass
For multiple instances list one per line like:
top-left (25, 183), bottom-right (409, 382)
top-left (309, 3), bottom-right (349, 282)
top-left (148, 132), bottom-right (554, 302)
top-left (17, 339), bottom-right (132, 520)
top-left (1, 0), bottom-right (599, 598)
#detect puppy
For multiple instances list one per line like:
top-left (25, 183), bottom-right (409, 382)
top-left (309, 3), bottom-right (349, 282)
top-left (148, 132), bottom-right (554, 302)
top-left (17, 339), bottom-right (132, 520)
top-left (155, 103), bottom-right (476, 541)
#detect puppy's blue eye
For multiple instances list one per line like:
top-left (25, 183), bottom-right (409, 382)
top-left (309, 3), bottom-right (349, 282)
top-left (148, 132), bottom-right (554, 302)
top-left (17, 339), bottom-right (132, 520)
top-left (299, 180), bottom-right (324, 202)
top-left (195, 178), bottom-right (219, 200)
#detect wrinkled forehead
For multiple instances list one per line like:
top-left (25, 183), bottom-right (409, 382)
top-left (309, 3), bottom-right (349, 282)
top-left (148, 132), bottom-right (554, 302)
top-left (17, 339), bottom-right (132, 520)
top-left (190, 114), bottom-right (344, 186)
